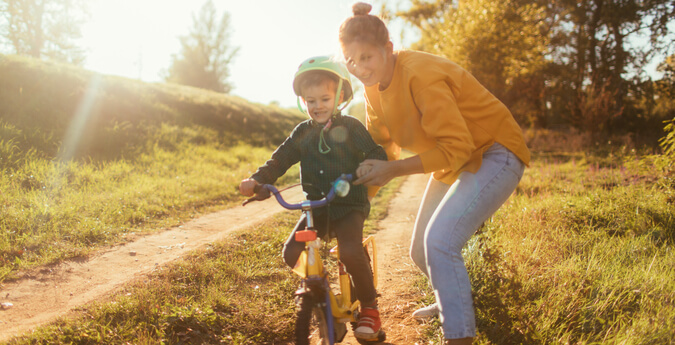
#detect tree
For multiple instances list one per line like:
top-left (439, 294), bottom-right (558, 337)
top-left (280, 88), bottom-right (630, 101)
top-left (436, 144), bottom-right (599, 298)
top-left (547, 0), bottom-right (674, 135)
top-left (656, 54), bottom-right (675, 99)
top-left (0, 0), bottom-right (86, 64)
top-left (164, 0), bottom-right (238, 93)
top-left (397, 0), bottom-right (550, 127)
top-left (397, 0), bottom-right (675, 138)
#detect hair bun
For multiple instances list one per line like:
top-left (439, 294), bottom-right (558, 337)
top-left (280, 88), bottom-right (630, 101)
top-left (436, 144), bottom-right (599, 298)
top-left (352, 2), bottom-right (372, 16)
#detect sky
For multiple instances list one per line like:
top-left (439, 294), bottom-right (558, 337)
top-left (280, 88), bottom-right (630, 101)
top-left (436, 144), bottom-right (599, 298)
top-left (77, 0), bottom-right (409, 108)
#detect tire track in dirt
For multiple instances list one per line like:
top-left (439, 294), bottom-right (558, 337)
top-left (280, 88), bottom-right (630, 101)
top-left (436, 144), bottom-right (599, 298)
top-left (0, 189), bottom-right (304, 342)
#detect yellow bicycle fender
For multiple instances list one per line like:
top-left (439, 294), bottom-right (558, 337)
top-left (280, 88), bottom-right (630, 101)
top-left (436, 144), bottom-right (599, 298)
top-left (330, 290), bottom-right (357, 322)
top-left (363, 236), bottom-right (378, 289)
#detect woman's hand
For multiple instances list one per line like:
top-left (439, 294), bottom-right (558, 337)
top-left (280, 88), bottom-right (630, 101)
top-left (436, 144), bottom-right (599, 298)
top-left (353, 159), bottom-right (396, 187)
top-left (354, 155), bottom-right (426, 187)
top-left (239, 178), bottom-right (259, 197)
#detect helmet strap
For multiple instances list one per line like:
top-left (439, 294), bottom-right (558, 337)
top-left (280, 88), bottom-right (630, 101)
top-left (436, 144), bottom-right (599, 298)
top-left (332, 79), bottom-right (343, 116)
top-left (320, 79), bottom-right (342, 155)
top-left (296, 97), bottom-right (307, 115)
top-left (318, 118), bottom-right (333, 154)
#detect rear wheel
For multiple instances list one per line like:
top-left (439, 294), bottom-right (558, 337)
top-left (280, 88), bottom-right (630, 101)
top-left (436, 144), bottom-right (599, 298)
top-left (296, 293), bottom-right (331, 345)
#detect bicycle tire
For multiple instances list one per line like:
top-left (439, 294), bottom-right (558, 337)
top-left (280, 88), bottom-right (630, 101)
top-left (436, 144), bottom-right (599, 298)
top-left (295, 293), bottom-right (331, 345)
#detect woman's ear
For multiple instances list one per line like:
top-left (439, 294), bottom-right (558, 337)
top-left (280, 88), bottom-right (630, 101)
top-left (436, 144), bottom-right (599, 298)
top-left (339, 90), bottom-right (345, 103)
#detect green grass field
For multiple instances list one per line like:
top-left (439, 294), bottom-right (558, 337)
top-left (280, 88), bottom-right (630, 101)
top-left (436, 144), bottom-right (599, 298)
top-left (417, 149), bottom-right (675, 344)
top-left (2, 54), bottom-right (674, 344)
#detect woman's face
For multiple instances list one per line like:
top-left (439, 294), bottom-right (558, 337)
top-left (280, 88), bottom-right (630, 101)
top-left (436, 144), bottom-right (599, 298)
top-left (342, 41), bottom-right (394, 88)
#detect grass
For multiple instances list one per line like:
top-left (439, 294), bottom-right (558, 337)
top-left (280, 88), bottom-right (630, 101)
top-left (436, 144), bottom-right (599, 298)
top-left (0, 140), bottom-right (300, 280)
top-left (0, 54), bottom-right (305, 281)
top-left (7, 214), bottom-right (299, 344)
top-left (4, 53), bottom-right (674, 344)
top-left (415, 149), bottom-right (675, 344)
top-left (4, 177), bottom-right (404, 345)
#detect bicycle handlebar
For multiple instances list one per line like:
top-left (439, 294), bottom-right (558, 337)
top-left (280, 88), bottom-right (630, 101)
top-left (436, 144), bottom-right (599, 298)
top-left (242, 174), bottom-right (353, 209)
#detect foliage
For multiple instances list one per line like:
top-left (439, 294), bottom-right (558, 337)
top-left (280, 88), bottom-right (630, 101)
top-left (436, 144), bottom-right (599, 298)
top-left (660, 117), bottom-right (675, 177)
top-left (551, 0), bottom-right (673, 137)
top-left (0, 0), bottom-right (86, 64)
top-left (398, 0), bottom-right (549, 128)
top-left (163, 0), bottom-right (238, 93)
top-left (394, 0), bottom-right (675, 142)
top-left (655, 54), bottom-right (675, 103)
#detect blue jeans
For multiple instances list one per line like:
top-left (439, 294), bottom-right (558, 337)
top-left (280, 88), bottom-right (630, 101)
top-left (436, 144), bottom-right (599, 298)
top-left (410, 143), bottom-right (525, 338)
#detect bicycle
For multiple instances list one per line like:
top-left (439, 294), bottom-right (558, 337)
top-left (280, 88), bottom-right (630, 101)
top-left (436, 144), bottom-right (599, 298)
top-left (243, 174), bottom-right (386, 345)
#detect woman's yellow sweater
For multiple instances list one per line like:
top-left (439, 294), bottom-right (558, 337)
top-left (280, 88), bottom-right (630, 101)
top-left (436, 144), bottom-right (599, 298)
top-left (364, 50), bottom-right (531, 186)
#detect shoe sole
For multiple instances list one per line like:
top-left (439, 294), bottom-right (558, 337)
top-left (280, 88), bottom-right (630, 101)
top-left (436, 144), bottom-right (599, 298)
top-left (412, 305), bottom-right (439, 319)
top-left (412, 313), bottom-right (437, 320)
top-left (353, 329), bottom-right (385, 341)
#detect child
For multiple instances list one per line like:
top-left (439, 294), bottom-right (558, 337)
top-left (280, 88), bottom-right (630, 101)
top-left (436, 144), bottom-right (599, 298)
top-left (238, 56), bottom-right (387, 339)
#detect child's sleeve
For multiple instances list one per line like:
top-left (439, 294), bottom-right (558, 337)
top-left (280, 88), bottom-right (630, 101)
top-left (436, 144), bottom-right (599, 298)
top-left (250, 130), bottom-right (302, 184)
top-left (350, 118), bottom-right (388, 162)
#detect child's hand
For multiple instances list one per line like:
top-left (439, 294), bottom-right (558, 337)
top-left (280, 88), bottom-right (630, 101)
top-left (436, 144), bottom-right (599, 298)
top-left (239, 178), bottom-right (258, 197)
top-left (356, 162), bottom-right (373, 178)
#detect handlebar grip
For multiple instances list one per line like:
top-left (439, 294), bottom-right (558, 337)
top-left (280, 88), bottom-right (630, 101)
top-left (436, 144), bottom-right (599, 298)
top-left (242, 183), bottom-right (271, 206)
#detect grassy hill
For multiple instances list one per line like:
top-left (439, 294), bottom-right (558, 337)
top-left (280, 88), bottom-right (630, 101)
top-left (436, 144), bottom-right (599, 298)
top-left (0, 54), bottom-right (302, 162)
top-left (0, 54), bottom-right (305, 281)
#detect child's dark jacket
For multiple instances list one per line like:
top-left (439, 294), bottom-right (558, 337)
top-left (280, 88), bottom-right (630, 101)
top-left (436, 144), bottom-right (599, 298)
top-left (251, 114), bottom-right (387, 220)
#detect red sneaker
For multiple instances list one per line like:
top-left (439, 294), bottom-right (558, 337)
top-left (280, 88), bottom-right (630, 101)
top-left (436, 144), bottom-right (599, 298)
top-left (353, 307), bottom-right (383, 340)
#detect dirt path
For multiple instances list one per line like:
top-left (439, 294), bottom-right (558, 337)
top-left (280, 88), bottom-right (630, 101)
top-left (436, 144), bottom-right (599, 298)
top-left (339, 173), bottom-right (429, 345)
top-left (0, 174), bottom-right (430, 343)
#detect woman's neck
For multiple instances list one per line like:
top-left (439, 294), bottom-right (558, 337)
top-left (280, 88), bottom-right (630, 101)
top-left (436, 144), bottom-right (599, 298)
top-left (378, 52), bottom-right (398, 91)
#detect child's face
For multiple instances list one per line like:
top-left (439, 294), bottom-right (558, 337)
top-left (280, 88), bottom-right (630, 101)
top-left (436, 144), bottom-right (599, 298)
top-left (301, 80), bottom-right (343, 124)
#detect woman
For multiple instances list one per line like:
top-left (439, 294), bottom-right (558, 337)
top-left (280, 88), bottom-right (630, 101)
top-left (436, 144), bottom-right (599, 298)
top-left (339, 3), bottom-right (530, 344)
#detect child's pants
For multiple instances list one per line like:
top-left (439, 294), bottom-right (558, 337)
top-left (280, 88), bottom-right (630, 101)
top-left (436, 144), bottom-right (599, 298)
top-left (282, 210), bottom-right (377, 305)
top-left (410, 143), bottom-right (525, 339)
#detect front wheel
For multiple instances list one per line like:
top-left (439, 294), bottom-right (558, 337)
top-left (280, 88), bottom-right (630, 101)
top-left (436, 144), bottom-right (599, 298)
top-left (296, 293), bottom-right (331, 345)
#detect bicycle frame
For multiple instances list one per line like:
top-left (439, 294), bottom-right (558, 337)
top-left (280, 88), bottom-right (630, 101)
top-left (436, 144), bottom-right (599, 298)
top-left (292, 232), bottom-right (378, 314)
top-left (330, 236), bottom-right (377, 321)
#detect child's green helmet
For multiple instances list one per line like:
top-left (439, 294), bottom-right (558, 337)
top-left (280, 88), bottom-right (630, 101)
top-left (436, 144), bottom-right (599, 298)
top-left (293, 56), bottom-right (354, 115)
